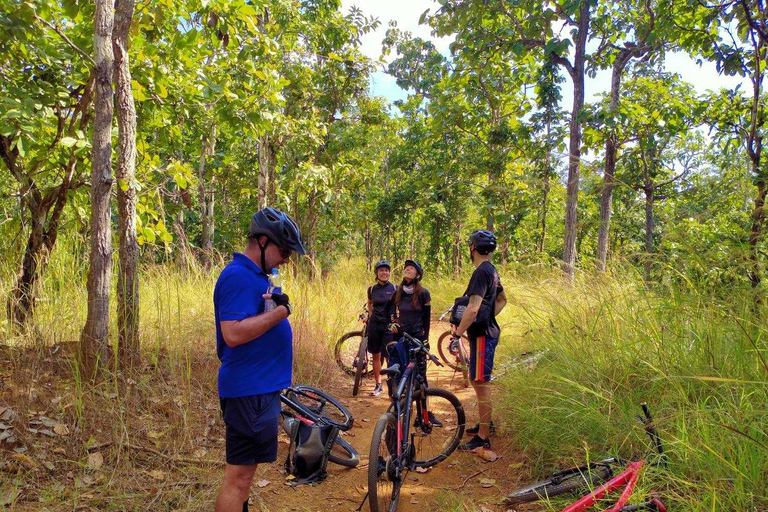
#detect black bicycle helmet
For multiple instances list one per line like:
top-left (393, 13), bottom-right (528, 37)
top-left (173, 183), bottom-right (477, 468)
top-left (404, 259), bottom-right (423, 281)
top-left (468, 229), bottom-right (497, 255)
top-left (374, 260), bottom-right (391, 274)
top-left (248, 207), bottom-right (307, 255)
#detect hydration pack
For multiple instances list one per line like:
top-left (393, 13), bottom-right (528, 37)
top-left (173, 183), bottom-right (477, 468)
top-left (283, 416), bottom-right (339, 486)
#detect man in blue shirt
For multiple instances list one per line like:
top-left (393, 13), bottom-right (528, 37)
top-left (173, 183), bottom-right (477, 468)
top-left (214, 207), bottom-right (306, 512)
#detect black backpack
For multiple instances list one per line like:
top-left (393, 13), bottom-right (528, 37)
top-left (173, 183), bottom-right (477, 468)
top-left (283, 417), bottom-right (339, 486)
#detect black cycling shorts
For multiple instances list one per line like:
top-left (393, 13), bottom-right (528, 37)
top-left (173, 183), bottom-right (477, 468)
top-left (367, 321), bottom-right (393, 355)
top-left (220, 391), bottom-right (281, 465)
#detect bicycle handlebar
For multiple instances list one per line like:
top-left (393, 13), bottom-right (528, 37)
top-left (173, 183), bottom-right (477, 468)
top-left (401, 332), bottom-right (443, 367)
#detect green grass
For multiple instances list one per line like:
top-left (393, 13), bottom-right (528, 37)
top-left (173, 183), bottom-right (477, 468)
top-left (2, 238), bottom-right (766, 511)
top-left (494, 266), bottom-right (768, 511)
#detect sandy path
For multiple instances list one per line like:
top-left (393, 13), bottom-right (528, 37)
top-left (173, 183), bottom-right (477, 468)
top-left (252, 324), bottom-right (530, 512)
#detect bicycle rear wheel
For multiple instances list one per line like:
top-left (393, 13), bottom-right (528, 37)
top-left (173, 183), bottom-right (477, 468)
top-left (411, 387), bottom-right (465, 468)
top-left (352, 336), bottom-right (369, 396)
top-left (334, 331), bottom-right (365, 376)
top-left (284, 385), bottom-right (354, 431)
top-left (436, 331), bottom-right (469, 371)
top-left (368, 413), bottom-right (402, 512)
top-left (328, 435), bottom-right (360, 468)
top-left (504, 464), bottom-right (613, 505)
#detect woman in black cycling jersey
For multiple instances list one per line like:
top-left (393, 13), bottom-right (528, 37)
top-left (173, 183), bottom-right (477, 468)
top-left (365, 261), bottom-right (396, 396)
top-left (390, 260), bottom-right (431, 345)
top-left (388, 260), bottom-right (440, 424)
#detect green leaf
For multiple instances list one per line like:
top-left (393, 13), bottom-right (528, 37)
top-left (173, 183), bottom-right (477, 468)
top-left (61, 136), bottom-right (77, 147)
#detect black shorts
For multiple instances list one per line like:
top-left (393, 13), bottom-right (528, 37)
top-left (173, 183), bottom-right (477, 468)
top-left (367, 321), bottom-right (393, 355)
top-left (220, 391), bottom-right (281, 465)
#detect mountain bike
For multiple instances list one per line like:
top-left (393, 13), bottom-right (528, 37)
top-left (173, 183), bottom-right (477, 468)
top-left (280, 385), bottom-right (360, 468)
top-left (504, 403), bottom-right (667, 511)
top-left (333, 304), bottom-right (370, 396)
top-left (367, 332), bottom-right (466, 512)
top-left (435, 306), bottom-right (470, 385)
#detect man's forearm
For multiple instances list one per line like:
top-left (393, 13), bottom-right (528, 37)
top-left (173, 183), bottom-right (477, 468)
top-left (221, 308), bottom-right (289, 347)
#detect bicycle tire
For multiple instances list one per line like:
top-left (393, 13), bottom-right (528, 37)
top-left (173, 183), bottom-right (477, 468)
top-left (285, 385), bottom-right (354, 431)
top-left (504, 464), bottom-right (613, 505)
top-left (328, 435), bottom-right (360, 467)
top-left (334, 331), bottom-right (365, 376)
top-left (411, 387), bottom-right (465, 468)
top-left (368, 412), bottom-right (402, 512)
top-left (352, 336), bottom-right (368, 396)
top-left (436, 331), bottom-right (470, 371)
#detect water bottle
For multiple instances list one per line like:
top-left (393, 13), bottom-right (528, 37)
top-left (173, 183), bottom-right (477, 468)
top-left (264, 268), bottom-right (282, 312)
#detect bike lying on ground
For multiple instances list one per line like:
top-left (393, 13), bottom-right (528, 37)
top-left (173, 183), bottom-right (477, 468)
top-left (504, 403), bottom-right (667, 512)
top-left (333, 304), bottom-right (370, 396)
top-left (280, 385), bottom-right (359, 468)
top-left (368, 332), bottom-right (466, 512)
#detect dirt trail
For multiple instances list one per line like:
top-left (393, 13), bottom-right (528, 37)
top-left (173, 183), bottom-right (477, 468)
top-left (254, 324), bottom-right (531, 512)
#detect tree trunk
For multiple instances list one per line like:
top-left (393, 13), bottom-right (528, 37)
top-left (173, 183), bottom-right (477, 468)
top-left (113, 0), bottom-right (139, 371)
top-left (643, 184), bottom-right (654, 282)
top-left (561, 2), bottom-right (590, 278)
top-left (258, 134), bottom-right (271, 209)
top-left (748, 180), bottom-right (767, 289)
top-left (597, 47), bottom-right (646, 272)
top-left (596, 59), bottom-right (625, 272)
top-left (81, 0), bottom-right (115, 376)
top-left (198, 123), bottom-right (216, 268)
top-left (539, 134), bottom-right (551, 254)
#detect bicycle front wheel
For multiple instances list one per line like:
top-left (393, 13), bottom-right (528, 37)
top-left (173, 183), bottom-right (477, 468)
top-left (411, 387), bottom-right (465, 468)
top-left (368, 413), bottom-right (402, 512)
top-left (436, 331), bottom-right (470, 371)
top-left (504, 464), bottom-right (613, 505)
top-left (334, 331), bottom-right (365, 376)
top-left (328, 435), bottom-right (360, 468)
top-left (285, 385), bottom-right (354, 431)
top-left (352, 336), bottom-right (369, 396)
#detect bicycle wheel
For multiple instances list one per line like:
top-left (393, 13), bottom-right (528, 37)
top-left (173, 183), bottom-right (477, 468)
top-left (410, 387), bottom-right (465, 468)
top-left (328, 435), bottom-right (360, 468)
top-left (285, 385), bottom-right (354, 431)
top-left (504, 464), bottom-right (613, 505)
top-left (368, 413), bottom-right (402, 512)
top-left (334, 331), bottom-right (365, 376)
top-left (352, 336), bottom-right (369, 397)
top-left (436, 331), bottom-right (470, 371)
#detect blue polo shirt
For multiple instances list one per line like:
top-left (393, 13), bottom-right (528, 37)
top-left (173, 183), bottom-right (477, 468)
top-left (214, 253), bottom-right (293, 398)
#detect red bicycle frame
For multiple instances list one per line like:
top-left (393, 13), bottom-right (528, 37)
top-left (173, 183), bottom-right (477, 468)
top-left (560, 460), bottom-right (665, 512)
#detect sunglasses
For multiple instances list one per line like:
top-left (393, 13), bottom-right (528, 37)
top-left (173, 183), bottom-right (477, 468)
top-left (277, 245), bottom-right (292, 259)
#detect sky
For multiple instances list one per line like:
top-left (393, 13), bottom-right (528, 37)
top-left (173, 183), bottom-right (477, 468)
top-left (339, 0), bottom-right (749, 108)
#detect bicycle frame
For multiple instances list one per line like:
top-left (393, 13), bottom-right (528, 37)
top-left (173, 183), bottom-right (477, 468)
top-left (382, 335), bottom-right (438, 470)
top-left (560, 460), bottom-right (646, 512)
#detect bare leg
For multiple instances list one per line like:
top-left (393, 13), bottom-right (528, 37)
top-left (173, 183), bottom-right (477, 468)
top-left (215, 463), bottom-right (257, 512)
top-left (372, 352), bottom-right (382, 385)
top-left (471, 380), bottom-right (493, 439)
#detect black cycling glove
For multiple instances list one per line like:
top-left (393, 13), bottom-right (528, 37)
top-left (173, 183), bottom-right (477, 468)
top-left (272, 292), bottom-right (292, 316)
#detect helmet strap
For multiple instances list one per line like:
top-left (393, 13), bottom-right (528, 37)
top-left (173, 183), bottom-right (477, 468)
top-left (257, 237), bottom-right (270, 273)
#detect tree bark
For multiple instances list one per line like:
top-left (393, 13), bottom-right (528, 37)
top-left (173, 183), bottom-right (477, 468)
top-left (113, 0), bottom-right (139, 371)
top-left (198, 123), bottom-right (216, 268)
top-left (643, 184), bottom-right (654, 282)
top-left (748, 181), bottom-right (767, 289)
top-left (258, 134), bottom-right (271, 209)
top-left (596, 53), bottom-right (629, 272)
top-left (81, 0), bottom-right (115, 376)
top-left (561, 2), bottom-right (590, 278)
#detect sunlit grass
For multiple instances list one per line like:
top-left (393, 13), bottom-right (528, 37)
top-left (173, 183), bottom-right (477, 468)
top-left (2, 238), bottom-right (766, 511)
top-left (495, 265), bottom-right (768, 512)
